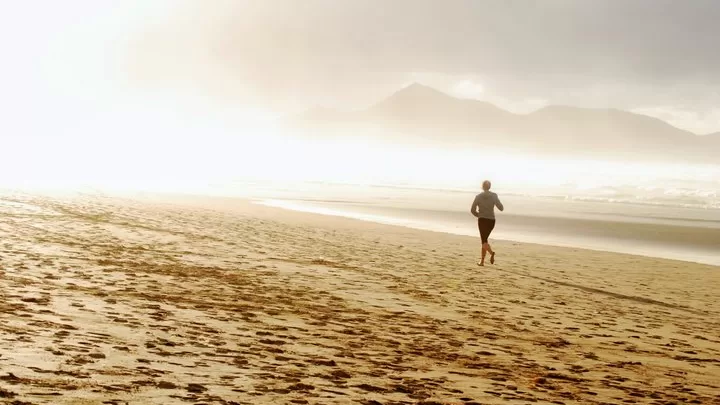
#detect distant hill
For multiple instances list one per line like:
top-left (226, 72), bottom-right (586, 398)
top-left (293, 84), bottom-right (516, 138)
top-left (286, 83), bottom-right (718, 162)
top-left (365, 83), bottom-right (515, 130)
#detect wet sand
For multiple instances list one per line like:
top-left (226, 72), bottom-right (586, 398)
top-left (258, 199), bottom-right (720, 266)
top-left (1, 192), bottom-right (719, 405)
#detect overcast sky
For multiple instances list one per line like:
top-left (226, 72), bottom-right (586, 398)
top-left (124, 0), bottom-right (719, 133)
top-left (3, 0), bottom-right (720, 134)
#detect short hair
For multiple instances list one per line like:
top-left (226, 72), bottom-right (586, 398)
top-left (482, 180), bottom-right (491, 191)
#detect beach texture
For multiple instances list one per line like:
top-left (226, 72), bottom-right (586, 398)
top-left (1, 193), bottom-right (719, 405)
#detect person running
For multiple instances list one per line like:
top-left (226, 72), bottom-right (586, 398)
top-left (470, 180), bottom-right (504, 266)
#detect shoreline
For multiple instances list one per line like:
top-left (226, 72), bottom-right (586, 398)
top-left (256, 198), bottom-right (720, 267)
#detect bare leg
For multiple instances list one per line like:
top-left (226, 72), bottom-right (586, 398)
top-left (479, 243), bottom-right (487, 266)
top-left (488, 243), bottom-right (496, 264)
top-left (485, 243), bottom-right (494, 255)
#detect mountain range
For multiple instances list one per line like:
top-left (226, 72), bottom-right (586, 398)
top-left (285, 83), bottom-right (719, 162)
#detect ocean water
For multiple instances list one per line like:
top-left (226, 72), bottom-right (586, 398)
top-left (226, 180), bottom-right (720, 266)
top-left (88, 149), bottom-right (716, 266)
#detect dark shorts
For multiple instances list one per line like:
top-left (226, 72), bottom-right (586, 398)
top-left (477, 218), bottom-right (496, 244)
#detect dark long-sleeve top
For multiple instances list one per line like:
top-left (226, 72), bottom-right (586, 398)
top-left (471, 191), bottom-right (504, 219)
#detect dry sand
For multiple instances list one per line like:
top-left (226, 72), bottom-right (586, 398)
top-left (1, 192), bottom-right (719, 405)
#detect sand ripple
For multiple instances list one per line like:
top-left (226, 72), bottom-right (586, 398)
top-left (1, 193), bottom-right (719, 404)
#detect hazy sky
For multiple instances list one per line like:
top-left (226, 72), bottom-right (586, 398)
top-left (2, 0), bottom-right (720, 137)
top-left (131, 0), bottom-right (720, 133)
top-left (1, 0), bottom-right (718, 193)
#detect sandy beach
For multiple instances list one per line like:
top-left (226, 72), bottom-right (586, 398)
top-left (1, 192), bottom-right (719, 405)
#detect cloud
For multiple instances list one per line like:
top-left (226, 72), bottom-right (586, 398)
top-left (7, 0), bottom-right (719, 131)
top-left (125, 1), bottom-right (720, 121)
top-left (451, 80), bottom-right (486, 100)
top-left (631, 107), bottom-right (720, 135)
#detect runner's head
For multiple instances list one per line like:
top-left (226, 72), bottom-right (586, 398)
top-left (482, 180), bottom-right (491, 191)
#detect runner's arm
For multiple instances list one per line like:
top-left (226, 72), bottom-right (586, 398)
top-left (470, 196), bottom-right (479, 217)
top-left (495, 195), bottom-right (504, 211)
